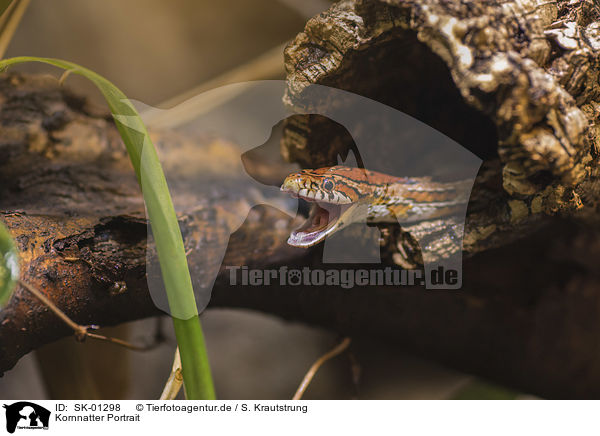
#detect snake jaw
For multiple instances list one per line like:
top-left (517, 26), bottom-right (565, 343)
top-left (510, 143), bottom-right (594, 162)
top-left (281, 183), bottom-right (363, 248)
top-left (287, 202), bottom-right (354, 247)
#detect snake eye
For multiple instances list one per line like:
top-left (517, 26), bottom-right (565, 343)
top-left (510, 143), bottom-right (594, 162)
top-left (322, 179), bottom-right (334, 191)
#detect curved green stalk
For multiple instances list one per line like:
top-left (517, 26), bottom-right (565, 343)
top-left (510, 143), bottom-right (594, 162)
top-left (0, 57), bottom-right (215, 399)
top-left (0, 219), bottom-right (19, 308)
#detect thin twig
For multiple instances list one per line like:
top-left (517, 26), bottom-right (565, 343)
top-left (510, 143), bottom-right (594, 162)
top-left (18, 279), bottom-right (157, 351)
top-left (0, 0), bottom-right (30, 59)
top-left (18, 279), bottom-right (83, 332)
top-left (292, 337), bottom-right (352, 400)
top-left (84, 331), bottom-right (159, 352)
top-left (58, 69), bottom-right (75, 86)
top-left (160, 347), bottom-right (184, 400)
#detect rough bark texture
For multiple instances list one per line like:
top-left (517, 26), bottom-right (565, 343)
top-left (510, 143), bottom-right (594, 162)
top-left (3, 0), bottom-right (600, 399)
top-left (281, 0), bottom-right (600, 263)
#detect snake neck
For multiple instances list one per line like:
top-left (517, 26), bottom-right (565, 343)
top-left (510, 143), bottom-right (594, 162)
top-left (367, 178), bottom-right (473, 223)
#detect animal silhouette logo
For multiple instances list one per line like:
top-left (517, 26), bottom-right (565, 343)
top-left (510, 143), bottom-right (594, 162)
top-left (3, 402), bottom-right (50, 433)
top-left (129, 80), bottom-right (481, 317)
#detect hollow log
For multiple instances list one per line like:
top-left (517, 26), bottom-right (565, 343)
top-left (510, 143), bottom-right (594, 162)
top-left (282, 0), bottom-right (600, 262)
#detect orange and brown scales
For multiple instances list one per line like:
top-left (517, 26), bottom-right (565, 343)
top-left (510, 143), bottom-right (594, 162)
top-left (282, 165), bottom-right (412, 204)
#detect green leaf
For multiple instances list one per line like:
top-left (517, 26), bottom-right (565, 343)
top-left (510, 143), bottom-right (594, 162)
top-left (0, 219), bottom-right (18, 308)
top-left (0, 57), bottom-right (215, 399)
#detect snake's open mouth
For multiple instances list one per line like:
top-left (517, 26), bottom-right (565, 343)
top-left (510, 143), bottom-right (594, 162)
top-left (281, 187), bottom-right (355, 247)
top-left (290, 200), bottom-right (351, 247)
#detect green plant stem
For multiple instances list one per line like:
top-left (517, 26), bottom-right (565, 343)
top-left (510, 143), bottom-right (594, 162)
top-left (0, 219), bottom-right (18, 307)
top-left (173, 317), bottom-right (215, 399)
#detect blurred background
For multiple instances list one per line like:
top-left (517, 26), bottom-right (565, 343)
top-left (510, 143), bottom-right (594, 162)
top-left (0, 0), bottom-right (532, 400)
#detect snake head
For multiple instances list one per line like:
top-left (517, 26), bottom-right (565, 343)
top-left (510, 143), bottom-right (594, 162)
top-left (280, 166), bottom-right (372, 247)
top-left (280, 166), bottom-right (372, 203)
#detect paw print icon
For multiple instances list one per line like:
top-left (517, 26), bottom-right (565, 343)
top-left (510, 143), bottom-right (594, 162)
top-left (287, 269), bottom-right (302, 286)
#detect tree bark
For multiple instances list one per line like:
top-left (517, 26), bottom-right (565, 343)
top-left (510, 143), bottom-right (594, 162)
top-left (282, 0), bottom-right (600, 261)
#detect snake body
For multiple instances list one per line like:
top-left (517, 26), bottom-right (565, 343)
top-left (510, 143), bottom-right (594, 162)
top-left (280, 165), bottom-right (472, 247)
